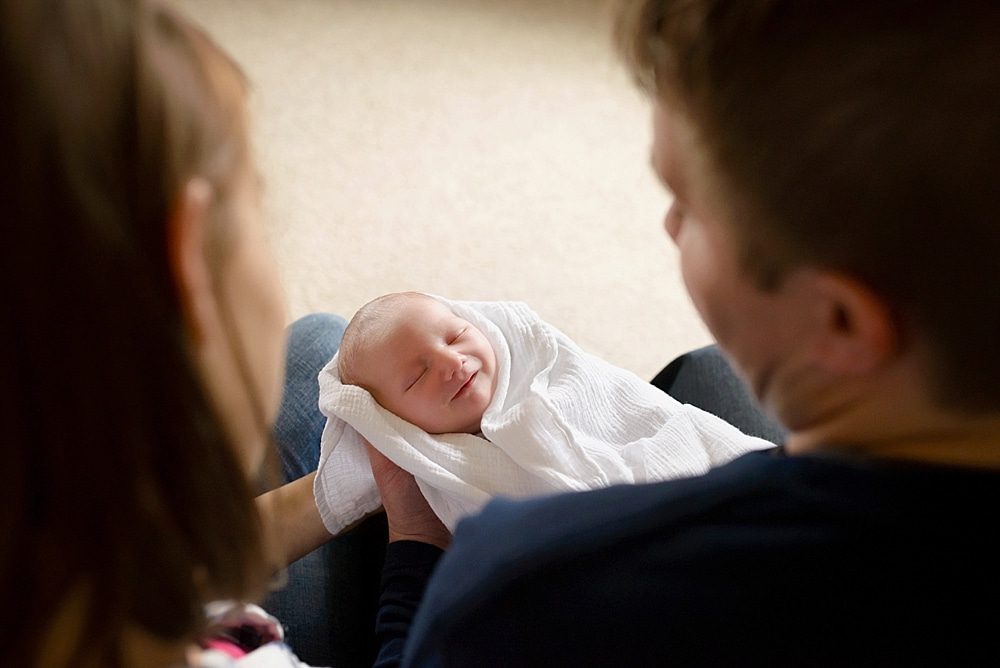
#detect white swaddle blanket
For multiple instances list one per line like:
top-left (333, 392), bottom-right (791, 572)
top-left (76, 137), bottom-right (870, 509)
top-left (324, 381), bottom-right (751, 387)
top-left (313, 297), bottom-right (773, 535)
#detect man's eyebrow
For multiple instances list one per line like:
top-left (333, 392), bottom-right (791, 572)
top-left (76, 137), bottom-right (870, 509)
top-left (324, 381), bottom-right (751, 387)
top-left (649, 151), bottom-right (677, 196)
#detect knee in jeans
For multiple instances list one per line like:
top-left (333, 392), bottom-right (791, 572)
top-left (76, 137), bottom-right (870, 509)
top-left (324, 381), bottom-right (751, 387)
top-left (288, 312), bottom-right (347, 340)
top-left (286, 312), bottom-right (347, 363)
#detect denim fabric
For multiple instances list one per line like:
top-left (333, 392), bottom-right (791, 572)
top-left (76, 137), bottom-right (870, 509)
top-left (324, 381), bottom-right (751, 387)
top-left (263, 313), bottom-right (387, 668)
top-left (272, 313), bottom-right (347, 482)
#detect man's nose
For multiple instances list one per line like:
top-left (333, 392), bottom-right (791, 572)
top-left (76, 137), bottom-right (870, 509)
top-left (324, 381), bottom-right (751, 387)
top-left (664, 202), bottom-right (682, 244)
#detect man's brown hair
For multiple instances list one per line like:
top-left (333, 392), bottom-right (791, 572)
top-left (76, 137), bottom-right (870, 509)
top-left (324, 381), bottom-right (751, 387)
top-left (617, 0), bottom-right (1000, 412)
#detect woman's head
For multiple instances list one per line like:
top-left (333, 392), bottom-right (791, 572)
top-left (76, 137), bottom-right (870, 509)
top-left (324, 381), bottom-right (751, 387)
top-left (1, 0), bottom-right (285, 665)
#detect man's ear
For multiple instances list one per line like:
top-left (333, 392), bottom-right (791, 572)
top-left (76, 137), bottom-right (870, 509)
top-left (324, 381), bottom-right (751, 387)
top-left (809, 272), bottom-right (899, 376)
top-left (167, 178), bottom-right (217, 344)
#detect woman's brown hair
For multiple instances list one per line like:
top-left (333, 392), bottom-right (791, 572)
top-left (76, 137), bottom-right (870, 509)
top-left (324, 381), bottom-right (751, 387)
top-left (616, 0), bottom-right (1000, 412)
top-left (1, 0), bottom-right (270, 664)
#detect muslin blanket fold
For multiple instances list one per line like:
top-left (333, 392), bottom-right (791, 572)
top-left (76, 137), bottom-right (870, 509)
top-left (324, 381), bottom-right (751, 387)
top-left (313, 296), bottom-right (773, 535)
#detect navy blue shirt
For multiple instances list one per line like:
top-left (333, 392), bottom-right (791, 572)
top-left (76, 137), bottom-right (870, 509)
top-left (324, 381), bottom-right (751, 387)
top-left (376, 448), bottom-right (1000, 666)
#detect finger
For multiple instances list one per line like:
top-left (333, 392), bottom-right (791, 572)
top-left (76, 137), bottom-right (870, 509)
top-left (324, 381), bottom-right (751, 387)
top-left (363, 439), bottom-right (400, 480)
top-left (363, 438), bottom-right (383, 461)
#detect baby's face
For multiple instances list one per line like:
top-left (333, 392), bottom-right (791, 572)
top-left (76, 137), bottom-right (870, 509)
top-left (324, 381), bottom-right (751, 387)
top-left (357, 297), bottom-right (498, 434)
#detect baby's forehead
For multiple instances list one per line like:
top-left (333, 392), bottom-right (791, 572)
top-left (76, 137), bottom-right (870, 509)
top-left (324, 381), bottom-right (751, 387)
top-left (359, 299), bottom-right (450, 355)
top-left (394, 298), bottom-right (460, 331)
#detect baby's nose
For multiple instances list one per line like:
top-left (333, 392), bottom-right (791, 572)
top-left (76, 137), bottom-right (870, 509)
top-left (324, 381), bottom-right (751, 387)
top-left (435, 348), bottom-right (464, 379)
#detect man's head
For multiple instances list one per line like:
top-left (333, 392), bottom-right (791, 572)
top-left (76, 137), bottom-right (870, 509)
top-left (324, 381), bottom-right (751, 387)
top-left (617, 0), bottom-right (1000, 418)
top-left (339, 293), bottom-right (498, 434)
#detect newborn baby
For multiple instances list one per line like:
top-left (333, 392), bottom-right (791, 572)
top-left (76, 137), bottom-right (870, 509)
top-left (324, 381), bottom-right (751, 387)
top-left (314, 292), bottom-right (772, 534)
top-left (336, 292), bottom-right (498, 435)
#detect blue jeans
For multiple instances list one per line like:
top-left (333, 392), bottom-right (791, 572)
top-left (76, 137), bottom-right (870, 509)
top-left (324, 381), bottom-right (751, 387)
top-left (265, 317), bottom-right (784, 667)
top-left (263, 313), bottom-right (387, 668)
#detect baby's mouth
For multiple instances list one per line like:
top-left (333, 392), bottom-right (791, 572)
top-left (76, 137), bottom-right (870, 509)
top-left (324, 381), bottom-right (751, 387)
top-left (452, 371), bottom-right (478, 401)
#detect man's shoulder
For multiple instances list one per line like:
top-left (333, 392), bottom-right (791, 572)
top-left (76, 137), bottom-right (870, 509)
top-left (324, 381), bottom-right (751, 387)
top-left (406, 451), bottom-right (795, 662)
top-left (406, 450), bottom-right (1000, 666)
top-left (449, 448), bottom-right (790, 565)
top-left (436, 447), bottom-right (1000, 582)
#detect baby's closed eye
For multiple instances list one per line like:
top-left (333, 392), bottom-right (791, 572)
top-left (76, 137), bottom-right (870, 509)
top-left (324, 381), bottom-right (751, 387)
top-left (405, 369), bottom-right (425, 391)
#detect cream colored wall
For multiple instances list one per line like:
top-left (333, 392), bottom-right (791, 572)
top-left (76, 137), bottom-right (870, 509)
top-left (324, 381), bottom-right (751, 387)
top-left (176, 0), bottom-right (713, 380)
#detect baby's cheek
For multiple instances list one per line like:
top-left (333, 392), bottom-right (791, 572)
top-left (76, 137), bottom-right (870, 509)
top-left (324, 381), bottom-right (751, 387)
top-left (397, 400), bottom-right (423, 424)
top-left (381, 394), bottom-right (418, 425)
top-left (408, 400), bottom-right (445, 432)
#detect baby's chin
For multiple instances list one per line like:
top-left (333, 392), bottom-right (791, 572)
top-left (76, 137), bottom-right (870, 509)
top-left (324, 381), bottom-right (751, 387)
top-left (428, 416), bottom-right (482, 436)
top-left (458, 417), bottom-right (484, 435)
top-left (439, 392), bottom-right (493, 435)
top-left (419, 390), bottom-right (493, 435)
top-left (428, 406), bottom-right (487, 435)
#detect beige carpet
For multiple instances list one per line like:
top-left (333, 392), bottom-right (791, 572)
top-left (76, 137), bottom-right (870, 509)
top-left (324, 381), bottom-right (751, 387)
top-left (176, 0), bottom-right (713, 380)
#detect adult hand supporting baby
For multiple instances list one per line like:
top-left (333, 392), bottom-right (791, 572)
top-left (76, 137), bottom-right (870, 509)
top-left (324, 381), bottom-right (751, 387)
top-left (365, 439), bottom-right (451, 550)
